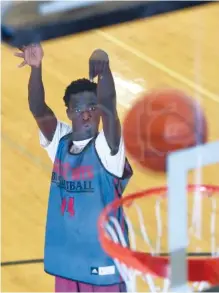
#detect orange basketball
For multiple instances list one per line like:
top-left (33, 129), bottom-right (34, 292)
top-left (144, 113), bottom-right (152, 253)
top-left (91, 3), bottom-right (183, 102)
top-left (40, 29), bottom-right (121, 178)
top-left (123, 89), bottom-right (208, 172)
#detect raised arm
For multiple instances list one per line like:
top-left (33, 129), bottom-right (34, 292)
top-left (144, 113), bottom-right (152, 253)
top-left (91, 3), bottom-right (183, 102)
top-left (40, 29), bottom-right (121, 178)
top-left (89, 49), bottom-right (121, 155)
top-left (14, 44), bottom-right (57, 141)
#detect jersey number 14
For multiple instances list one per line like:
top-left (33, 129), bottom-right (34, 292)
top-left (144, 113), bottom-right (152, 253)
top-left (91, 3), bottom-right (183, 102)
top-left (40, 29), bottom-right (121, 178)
top-left (61, 197), bottom-right (75, 216)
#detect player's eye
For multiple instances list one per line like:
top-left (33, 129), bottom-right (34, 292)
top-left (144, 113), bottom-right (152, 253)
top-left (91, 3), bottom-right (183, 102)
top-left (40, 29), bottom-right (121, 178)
top-left (89, 106), bottom-right (96, 111)
top-left (74, 108), bottom-right (81, 113)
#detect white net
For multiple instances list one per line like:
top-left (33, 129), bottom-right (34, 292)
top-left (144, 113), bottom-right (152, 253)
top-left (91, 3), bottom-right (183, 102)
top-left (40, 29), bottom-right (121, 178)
top-left (101, 185), bottom-right (219, 292)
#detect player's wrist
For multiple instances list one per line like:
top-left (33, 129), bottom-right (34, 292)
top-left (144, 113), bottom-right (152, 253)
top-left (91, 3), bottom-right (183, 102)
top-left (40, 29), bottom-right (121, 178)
top-left (30, 64), bottom-right (42, 76)
top-left (31, 63), bottom-right (42, 70)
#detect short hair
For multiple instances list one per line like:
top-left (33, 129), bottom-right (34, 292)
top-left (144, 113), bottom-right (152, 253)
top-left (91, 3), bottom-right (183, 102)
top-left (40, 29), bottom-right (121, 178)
top-left (63, 78), bottom-right (97, 107)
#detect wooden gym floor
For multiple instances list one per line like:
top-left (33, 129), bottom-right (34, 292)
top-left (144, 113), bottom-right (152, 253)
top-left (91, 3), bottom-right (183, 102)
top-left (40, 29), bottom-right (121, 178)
top-left (2, 3), bottom-right (219, 292)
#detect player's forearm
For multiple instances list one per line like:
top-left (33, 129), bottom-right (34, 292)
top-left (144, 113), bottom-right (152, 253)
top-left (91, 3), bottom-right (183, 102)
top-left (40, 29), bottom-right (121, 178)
top-left (28, 63), bottom-right (57, 141)
top-left (28, 64), bottom-right (47, 116)
top-left (97, 68), bottom-right (121, 154)
top-left (97, 68), bottom-right (116, 114)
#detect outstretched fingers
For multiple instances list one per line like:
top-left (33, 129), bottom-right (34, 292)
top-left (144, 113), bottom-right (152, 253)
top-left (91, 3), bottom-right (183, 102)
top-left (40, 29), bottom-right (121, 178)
top-left (14, 52), bottom-right (24, 58)
top-left (18, 60), bottom-right (27, 68)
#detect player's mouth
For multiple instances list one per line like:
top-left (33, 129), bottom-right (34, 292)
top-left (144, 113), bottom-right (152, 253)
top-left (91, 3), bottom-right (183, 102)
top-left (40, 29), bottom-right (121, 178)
top-left (83, 122), bottom-right (92, 129)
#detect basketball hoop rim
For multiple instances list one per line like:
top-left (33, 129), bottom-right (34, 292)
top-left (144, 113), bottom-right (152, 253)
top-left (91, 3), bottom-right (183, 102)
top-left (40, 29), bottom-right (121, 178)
top-left (98, 184), bottom-right (219, 284)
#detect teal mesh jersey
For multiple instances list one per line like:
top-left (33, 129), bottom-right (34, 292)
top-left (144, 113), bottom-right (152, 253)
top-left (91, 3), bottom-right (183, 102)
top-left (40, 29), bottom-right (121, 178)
top-left (44, 134), bottom-right (133, 285)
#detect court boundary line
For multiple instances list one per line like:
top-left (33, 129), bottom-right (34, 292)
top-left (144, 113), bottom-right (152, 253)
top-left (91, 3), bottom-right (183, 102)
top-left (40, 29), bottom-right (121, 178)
top-left (1, 259), bottom-right (44, 266)
top-left (97, 30), bottom-right (219, 103)
top-left (1, 252), bottom-right (213, 267)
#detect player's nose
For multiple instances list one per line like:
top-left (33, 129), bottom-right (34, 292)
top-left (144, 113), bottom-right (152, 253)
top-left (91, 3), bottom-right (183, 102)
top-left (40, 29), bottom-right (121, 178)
top-left (81, 110), bottom-right (91, 121)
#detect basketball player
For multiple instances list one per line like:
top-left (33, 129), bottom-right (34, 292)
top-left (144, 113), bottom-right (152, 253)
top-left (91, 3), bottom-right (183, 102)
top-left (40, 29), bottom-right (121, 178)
top-left (15, 44), bottom-right (132, 292)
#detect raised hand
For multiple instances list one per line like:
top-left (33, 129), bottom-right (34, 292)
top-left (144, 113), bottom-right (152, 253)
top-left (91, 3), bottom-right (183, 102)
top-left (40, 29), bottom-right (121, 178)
top-left (89, 49), bottom-right (109, 80)
top-left (14, 44), bottom-right (44, 68)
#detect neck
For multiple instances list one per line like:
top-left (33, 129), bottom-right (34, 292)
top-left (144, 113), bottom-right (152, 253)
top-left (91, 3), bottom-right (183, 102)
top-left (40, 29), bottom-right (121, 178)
top-left (71, 130), bottom-right (96, 141)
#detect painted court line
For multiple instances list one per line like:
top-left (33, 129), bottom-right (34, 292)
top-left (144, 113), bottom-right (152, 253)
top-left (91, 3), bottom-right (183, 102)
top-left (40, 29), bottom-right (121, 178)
top-left (97, 30), bottom-right (219, 103)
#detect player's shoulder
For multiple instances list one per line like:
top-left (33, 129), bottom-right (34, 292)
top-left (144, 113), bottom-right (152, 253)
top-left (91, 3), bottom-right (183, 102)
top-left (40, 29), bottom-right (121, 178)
top-left (95, 129), bottom-right (113, 148)
top-left (39, 120), bottom-right (72, 162)
top-left (57, 121), bottom-right (72, 135)
top-left (55, 121), bottom-right (72, 143)
top-left (95, 130), bottom-right (126, 177)
top-left (39, 120), bottom-right (71, 148)
top-left (95, 129), bottom-right (124, 149)
top-left (96, 129), bottom-right (106, 141)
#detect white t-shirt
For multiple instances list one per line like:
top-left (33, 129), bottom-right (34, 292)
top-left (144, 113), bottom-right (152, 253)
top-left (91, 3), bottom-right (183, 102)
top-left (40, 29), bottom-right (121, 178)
top-left (39, 121), bottom-right (126, 177)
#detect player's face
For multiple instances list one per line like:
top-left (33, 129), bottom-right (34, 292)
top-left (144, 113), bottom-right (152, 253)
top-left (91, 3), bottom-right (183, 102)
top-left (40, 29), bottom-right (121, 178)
top-left (67, 91), bottom-right (100, 138)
